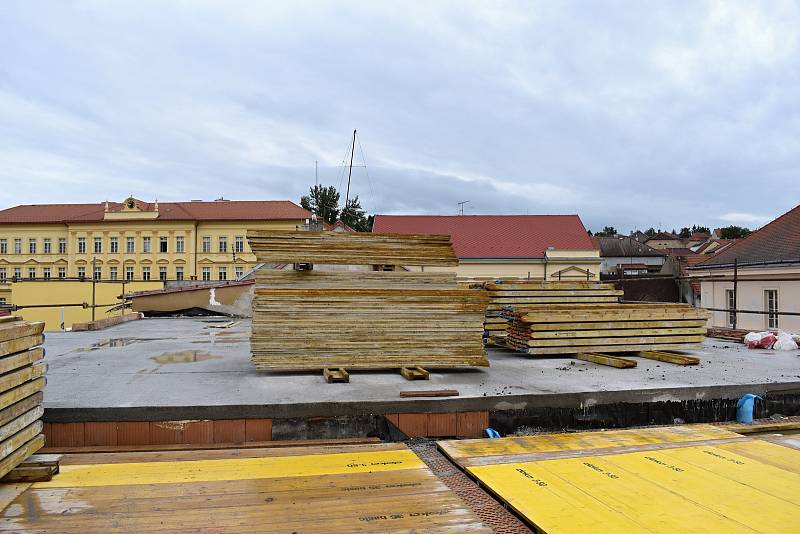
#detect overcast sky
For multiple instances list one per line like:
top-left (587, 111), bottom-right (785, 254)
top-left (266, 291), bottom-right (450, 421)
top-left (1, 1), bottom-right (798, 233)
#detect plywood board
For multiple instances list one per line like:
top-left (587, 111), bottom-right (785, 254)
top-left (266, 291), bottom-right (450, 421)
top-left (0, 442), bottom-right (490, 532)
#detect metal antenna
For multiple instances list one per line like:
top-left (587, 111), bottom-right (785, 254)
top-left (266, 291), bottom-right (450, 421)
top-left (458, 200), bottom-right (470, 215)
top-left (344, 130), bottom-right (356, 214)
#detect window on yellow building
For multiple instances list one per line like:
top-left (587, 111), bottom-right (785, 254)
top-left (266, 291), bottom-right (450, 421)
top-left (142, 236), bottom-right (151, 253)
top-left (94, 266), bottom-right (101, 280)
top-left (110, 237), bottom-right (118, 253)
top-left (58, 267), bottom-right (66, 279)
top-left (142, 266), bottom-right (150, 280)
top-left (77, 237), bottom-right (86, 254)
top-left (0, 268), bottom-right (6, 280)
top-left (94, 237), bottom-right (102, 254)
top-left (175, 267), bottom-right (184, 281)
top-left (159, 237), bottom-right (168, 253)
top-left (0, 239), bottom-right (6, 254)
top-left (28, 267), bottom-right (36, 280)
top-left (43, 267), bottom-right (51, 279)
top-left (59, 238), bottom-right (67, 254)
top-left (14, 239), bottom-right (21, 254)
top-left (235, 236), bottom-right (244, 253)
top-left (14, 267), bottom-right (21, 280)
top-left (125, 266), bottom-right (134, 280)
top-left (77, 266), bottom-right (85, 279)
top-left (202, 237), bottom-right (211, 253)
top-left (110, 267), bottom-right (118, 280)
top-left (176, 236), bottom-right (185, 253)
top-left (202, 267), bottom-right (211, 281)
top-left (44, 238), bottom-right (51, 254)
top-left (126, 237), bottom-right (135, 253)
top-left (159, 266), bottom-right (167, 280)
top-left (235, 266), bottom-right (244, 279)
top-left (28, 239), bottom-right (36, 254)
top-left (218, 267), bottom-right (227, 281)
top-left (219, 236), bottom-right (227, 253)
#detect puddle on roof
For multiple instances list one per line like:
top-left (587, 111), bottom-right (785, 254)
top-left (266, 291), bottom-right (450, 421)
top-left (150, 351), bottom-right (222, 364)
top-left (76, 338), bottom-right (165, 352)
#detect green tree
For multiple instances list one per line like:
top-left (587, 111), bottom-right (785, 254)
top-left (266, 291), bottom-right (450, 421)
top-left (300, 185), bottom-right (340, 225)
top-left (645, 227), bottom-right (656, 237)
top-left (719, 225), bottom-right (752, 239)
top-left (340, 196), bottom-right (372, 232)
top-left (594, 226), bottom-right (618, 237)
top-left (691, 225), bottom-right (710, 234)
top-left (678, 227), bottom-right (691, 238)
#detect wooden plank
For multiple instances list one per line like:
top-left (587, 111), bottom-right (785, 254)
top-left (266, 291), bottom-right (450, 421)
top-left (0, 378), bottom-right (46, 412)
top-left (0, 406), bottom-right (43, 442)
top-left (0, 392), bottom-right (42, 428)
top-left (1, 421), bottom-right (43, 462)
top-left (637, 350), bottom-right (700, 366)
top-left (247, 230), bottom-right (459, 266)
top-left (575, 352), bottom-right (637, 368)
top-left (0, 434), bottom-right (44, 479)
top-left (0, 362), bottom-right (48, 395)
top-left (0, 335), bottom-right (43, 358)
top-left (527, 335), bottom-right (705, 347)
top-left (0, 321), bottom-right (44, 344)
top-left (520, 343), bottom-right (703, 355)
top-left (0, 347), bottom-right (45, 376)
top-left (323, 368), bottom-right (349, 383)
top-left (0, 464), bottom-right (57, 482)
top-left (399, 389), bottom-right (459, 398)
top-left (400, 366), bottom-right (429, 380)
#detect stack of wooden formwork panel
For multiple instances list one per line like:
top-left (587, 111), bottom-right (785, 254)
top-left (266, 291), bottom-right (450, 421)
top-left (504, 303), bottom-right (710, 355)
top-left (0, 317), bottom-right (47, 478)
top-left (477, 281), bottom-right (624, 345)
top-left (247, 231), bottom-right (489, 373)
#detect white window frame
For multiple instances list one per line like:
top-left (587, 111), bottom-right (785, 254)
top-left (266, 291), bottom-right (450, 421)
top-left (765, 289), bottom-right (779, 330)
top-left (176, 236), bottom-right (185, 253)
top-left (175, 266), bottom-right (184, 281)
top-left (43, 238), bottom-right (51, 254)
top-left (159, 236), bottom-right (168, 253)
top-left (126, 237), bottom-right (135, 254)
top-left (0, 239), bottom-right (6, 254)
top-left (202, 267), bottom-right (211, 281)
top-left (218, 236), bottom-right (227, 253)
top-left (159, 266), bottom-right (167, 281)
top-left (110, 237), bottom-right (119, 253)
top-left (125, 266), bottom-right (134, 281)
top-left (142, 266), bottom-right (150, 281)
top-left (110, 267), bottom-right (118, 280)
top-left (14, 238), bottom-right (22, 254)
top-left (58, 238), bottom-right (67, 254)
top-left (142, 236), bottom-right (151, 253)
top-left (93, 237), bottom-right (102, 254)
top-left (28, 239), bottom-right (36, 254)
top-left (77, 237), bottom-right (86, 254)
top-left (725, 289), bottom-right (735, 328)
top-left (43, 267), bottom-right (51, 279)
top-left (58, 267), bottom-right (66, 279)
top-left (202, 237), bottom-right (211, 253)
top-left (235, 236), bottom-right (244, 253)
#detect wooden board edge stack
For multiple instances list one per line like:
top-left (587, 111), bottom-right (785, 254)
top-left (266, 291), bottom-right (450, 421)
top-left (248, 230), bottom-right (489, 377)
top-left (0, 317), bottom-right (49, 480)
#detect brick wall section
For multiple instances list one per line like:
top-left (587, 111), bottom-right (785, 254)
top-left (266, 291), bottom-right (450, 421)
top-left (44, 419), bottom-right (273, 447)
top-left (387, 411), bottom-right (489, 438)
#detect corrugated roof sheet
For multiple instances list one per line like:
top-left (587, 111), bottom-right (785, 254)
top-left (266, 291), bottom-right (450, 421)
top-left (372, 214), bottom-right (595, 258)
top-left (696, 204), bottom-right (800, 267)
top-left (0, 200), bottom-right (310, 224)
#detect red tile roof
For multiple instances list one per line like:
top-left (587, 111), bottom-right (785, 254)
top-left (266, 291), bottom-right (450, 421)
top-left (0, 200), bottom-right (310, 224)
top-left (372, 215), bottom-right (595, 258)
top-left (696, 204), bottom-right (800, 267)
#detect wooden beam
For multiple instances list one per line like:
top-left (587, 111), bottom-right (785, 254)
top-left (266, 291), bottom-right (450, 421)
top-left (575, 352), bottom-right (638, 368)
top-left (637, 351), bottom-right (700, 366)
top-left (399, 389), bottom-right (459, 398)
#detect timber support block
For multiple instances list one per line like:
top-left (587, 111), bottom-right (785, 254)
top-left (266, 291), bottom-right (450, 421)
top-left (323, 368), bottom-right (349, 383)
top-left (400, 366), bottom-right (429, 381)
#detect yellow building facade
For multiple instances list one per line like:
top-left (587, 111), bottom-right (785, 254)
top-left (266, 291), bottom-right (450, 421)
top-left (0, 197), bottom-right (310, 328)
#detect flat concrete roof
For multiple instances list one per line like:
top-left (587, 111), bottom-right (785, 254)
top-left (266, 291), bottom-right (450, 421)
top-left (42, 317), bottom-right (800, 421)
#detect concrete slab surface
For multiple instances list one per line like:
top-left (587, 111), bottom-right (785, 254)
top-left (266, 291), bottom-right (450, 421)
top-left (41, 317), bottom-right (800, 421)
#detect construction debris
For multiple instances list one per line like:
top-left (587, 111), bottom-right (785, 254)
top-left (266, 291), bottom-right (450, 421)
top-left (0, 317), bottom-right (47, 479)
top-left (248, 231), bottom-right (489, 374)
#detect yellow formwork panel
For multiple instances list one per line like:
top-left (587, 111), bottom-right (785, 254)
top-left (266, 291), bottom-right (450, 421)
top-left (717, 438), bottom-right (800, 472)
top-left (35, 448), bottom-right (424, 489)
top-left (440, 424), bottom-right (739, 460)
top-left (468, 440), bottom-right (800, 533)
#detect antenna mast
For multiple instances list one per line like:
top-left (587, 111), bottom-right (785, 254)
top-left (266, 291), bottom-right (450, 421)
top-left (458, 200), bottom-right (470, 215)
top-left (344, 129), bottom-right (356, 215)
